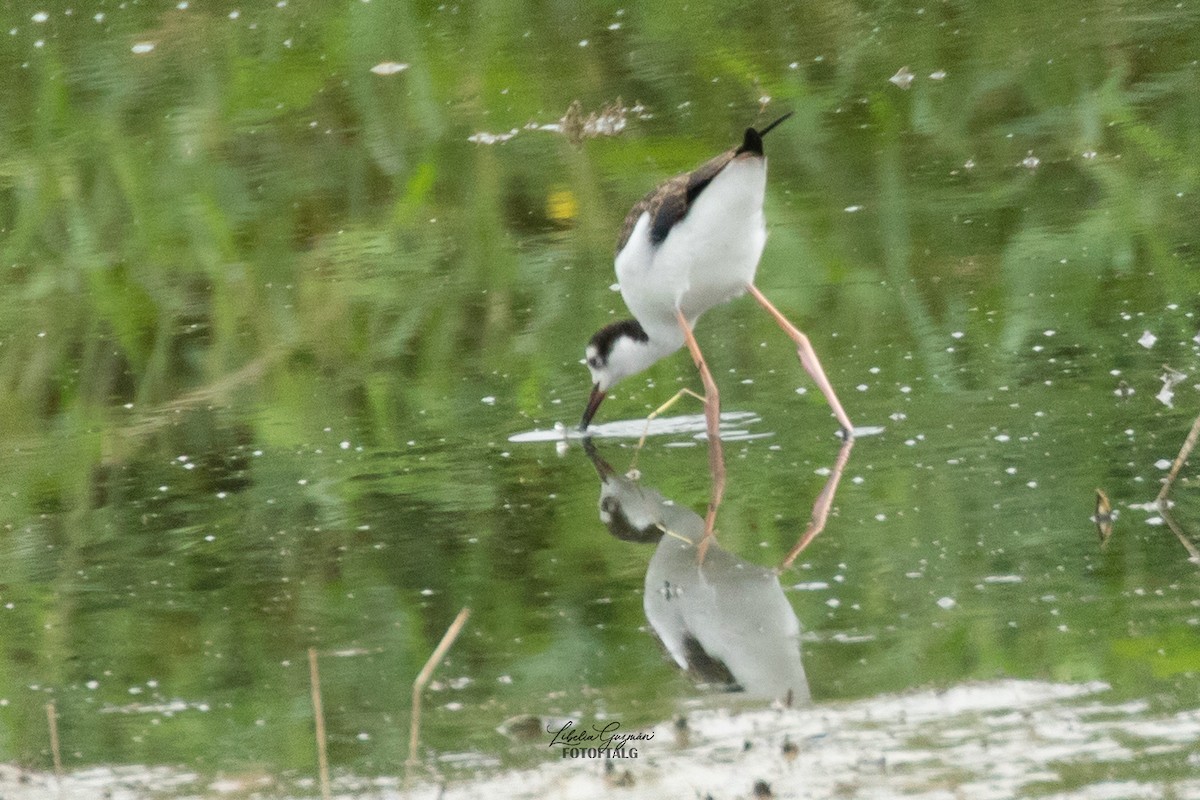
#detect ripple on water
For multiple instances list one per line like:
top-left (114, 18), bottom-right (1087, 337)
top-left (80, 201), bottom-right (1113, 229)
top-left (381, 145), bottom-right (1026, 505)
top-left (508, 416), bottom-right (884, 444)
top-left (507, 411), bottom-right (763, 443)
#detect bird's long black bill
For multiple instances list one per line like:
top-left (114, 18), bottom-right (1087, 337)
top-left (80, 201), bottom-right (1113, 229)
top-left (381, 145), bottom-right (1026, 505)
top-left (758, 111), bottom-right (794, 137)
top-left (580, 384), bottom-right (606, 431)
top-left (581, 437), bottom-right (615, 478)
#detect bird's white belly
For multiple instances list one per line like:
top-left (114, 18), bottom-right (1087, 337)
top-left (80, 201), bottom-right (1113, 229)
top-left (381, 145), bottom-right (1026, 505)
top-left (616, 158), bottom-right (768, 333)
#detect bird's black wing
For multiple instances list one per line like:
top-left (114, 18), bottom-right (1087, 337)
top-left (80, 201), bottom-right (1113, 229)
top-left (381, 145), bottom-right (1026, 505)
top-left (614, 148), bottom-right (737, 255)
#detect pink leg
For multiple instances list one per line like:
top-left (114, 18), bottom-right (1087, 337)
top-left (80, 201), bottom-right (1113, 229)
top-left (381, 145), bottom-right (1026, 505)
top-left (745, 283), bottom-right (854, 438)
top-left (778, 436), bottom-right (854, 569)
top-left (674, 309), bottom-right (725, 560)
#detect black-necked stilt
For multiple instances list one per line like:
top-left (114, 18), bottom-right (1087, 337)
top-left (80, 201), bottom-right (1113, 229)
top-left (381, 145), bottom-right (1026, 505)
top-left (580, 113), bottom-right (855, 442)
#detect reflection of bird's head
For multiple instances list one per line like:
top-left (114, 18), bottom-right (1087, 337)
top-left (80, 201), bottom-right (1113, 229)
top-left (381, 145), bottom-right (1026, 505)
top-left (583, 439), bottom-right (669, 543)
top-left (599, 491), bottom-right (666, 543)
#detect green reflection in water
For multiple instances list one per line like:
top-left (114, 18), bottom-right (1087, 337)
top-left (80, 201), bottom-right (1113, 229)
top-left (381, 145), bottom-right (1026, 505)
top-left (1, 0), bottom-right (1199, 789)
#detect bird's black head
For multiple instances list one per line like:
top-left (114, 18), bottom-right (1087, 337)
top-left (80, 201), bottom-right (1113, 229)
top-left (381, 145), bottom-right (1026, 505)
top-left (581, 319), bottom-right (651, 430)
top-left (586, 319), bottom-right (649, 369)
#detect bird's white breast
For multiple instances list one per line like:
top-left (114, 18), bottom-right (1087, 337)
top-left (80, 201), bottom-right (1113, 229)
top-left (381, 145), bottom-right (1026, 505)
top-left (616, 156), bottom-right (768, 335)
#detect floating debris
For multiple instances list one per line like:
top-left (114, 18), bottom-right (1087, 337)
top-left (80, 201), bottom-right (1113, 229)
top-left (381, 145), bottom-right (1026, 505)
top-left (556, 98), bottom-right (628, 144)
top-left (929, 69), bottom-right (947, 80)
top-left (1114, 380), bottom-right (1134, 399)
top-left (99, 699), bottom-right (211, 715)
top-left (1021, 151), bottom-right (1040, 170)
top-left (1156, 366), bottom-right (1186, 408)
top-left (889, 66), bottom-right (914, 90)
top-left (468, 99), bottom-right (633, 146)
top-left (1094, 488), bottom-right (1115, 549)
top-left (1138, 330), bottom-right (1158, 349)
top-left (369, 61), bottom-right (409, 75)
top-left (467, 129), bottom-right (519, 145)
top-left (131, 41), bottom-right (156, 54)
top-left (497, 715), bottom-right (559, 743)
top-left (328, 647), bottom-right (381, 658)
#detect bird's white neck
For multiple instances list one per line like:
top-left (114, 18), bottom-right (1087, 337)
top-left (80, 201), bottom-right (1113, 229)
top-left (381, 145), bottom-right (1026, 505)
top-left (607, 325), bottom-right (685, 387)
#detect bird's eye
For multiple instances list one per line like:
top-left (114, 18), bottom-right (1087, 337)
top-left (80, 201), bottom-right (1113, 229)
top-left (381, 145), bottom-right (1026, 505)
top-left (587, 356), bottom-right (600, 368)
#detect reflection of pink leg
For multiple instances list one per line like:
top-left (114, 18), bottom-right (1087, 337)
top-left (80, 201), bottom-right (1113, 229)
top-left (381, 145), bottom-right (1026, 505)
top-left (629, 388), bottom-right (706, 473)
top-left (779, 437), bottom-right (854, 570)
top-left (745, 283), bottom-right (854, 437)
top-left (674, 309), bottom-right (725, 561)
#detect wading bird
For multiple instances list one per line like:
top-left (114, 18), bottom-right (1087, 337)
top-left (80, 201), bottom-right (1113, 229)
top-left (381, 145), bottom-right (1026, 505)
top-left (580, 113), bottom-right (855, 443)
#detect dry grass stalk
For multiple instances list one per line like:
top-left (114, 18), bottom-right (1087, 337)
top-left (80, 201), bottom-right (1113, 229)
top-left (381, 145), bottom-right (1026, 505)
top-left (1159, 506), bottom-right (1200, 562)
top-left (1156, 411), bottom-right (1200, 504)
top-left (407, 607), bottom-right (472, 774)
top-left (1155, 411), bottom-right (1200, 561)
top-left (103, 350), bottom-right (282, 464)
top-left (308, 647), bottom-right (332, 800)
top-left (46, 702), bottom-right (63, 779)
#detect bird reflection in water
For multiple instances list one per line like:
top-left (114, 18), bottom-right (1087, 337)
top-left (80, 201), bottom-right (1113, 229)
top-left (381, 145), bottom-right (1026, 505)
top-left (583, 437), bottom-right (853, 704)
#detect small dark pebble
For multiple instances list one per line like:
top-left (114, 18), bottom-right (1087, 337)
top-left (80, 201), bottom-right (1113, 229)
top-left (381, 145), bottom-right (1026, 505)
top-left (673, 715), bottom-right (690, 747)
top-left (604, 761), bottom-right (635, 788)
top-left (782, 737), bottom-right (799, 761)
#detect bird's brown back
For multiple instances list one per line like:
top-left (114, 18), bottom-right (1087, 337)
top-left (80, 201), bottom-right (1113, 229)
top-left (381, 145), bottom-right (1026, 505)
top-left (614, 147), bottom-right (740, 256)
